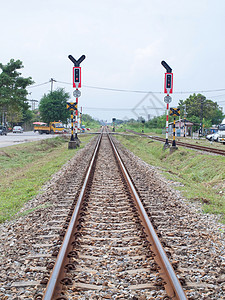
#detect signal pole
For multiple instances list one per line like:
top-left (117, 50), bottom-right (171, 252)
top-left (112, 118), bottom-right (116, 132)
top-left (67, 55), bottom-right (86, 149)
top-left (165, 102), bottom-right (170, 145)
top-left (170, 107), bottom-right (180, 151)
top-left (142, 120), bottom-right (145, 133)
top-left (161, 61), bottom-right (173, 149)
top-left (184, 104), bottom-right (187, 137)
top-left (80, 107), bottom-right (83, 132)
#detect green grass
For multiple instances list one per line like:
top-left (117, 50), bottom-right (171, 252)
top-left (116, 134), bottom-right (225, 223)
top-left (116, 124), bottom-right (163, 135)
top-left (2, 132), bottom-right (225, 224)
top-left (0, 135), bottom-right (93, 223)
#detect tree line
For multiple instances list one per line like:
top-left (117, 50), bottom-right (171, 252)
top-left (0, 59), bottom-right (99, 128)
top-left (115, 94), bottom-right (224, 131)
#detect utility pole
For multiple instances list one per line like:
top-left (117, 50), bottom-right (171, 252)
top-left (198, 96), bottom-right (204, 136)
top-left (200, 98), bottom-right (203, 136)
top-left (184, 104), bottom-right (187, 137)
top-left (50, 78), bottom-right (56, 93)
top-left (29, 99), bottom-right (38, 110)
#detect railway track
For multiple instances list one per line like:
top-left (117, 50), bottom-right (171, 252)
top-left (1, 129), bottom-right (224, 299)
top-left (41, 130), bottom-right (186, 299)
top-left (125, 129), bottom-right (225, 156)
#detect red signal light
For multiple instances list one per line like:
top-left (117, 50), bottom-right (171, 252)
top-left (73, 67), bottom-right (81, 88)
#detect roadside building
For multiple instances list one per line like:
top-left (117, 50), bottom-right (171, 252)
top-left (168, 119), bottom-right (194, 137)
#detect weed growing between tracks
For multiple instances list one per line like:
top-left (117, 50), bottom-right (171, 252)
top-left (116, 135), bottom-right (225, 223)
top-left (0, 136), bottom-right (92, 223)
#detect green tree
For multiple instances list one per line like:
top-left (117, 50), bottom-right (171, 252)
top-left (0, 59), bottom-right (33, 125)
top-left (23, 109), bottom-right (34, 124)
top-left (39, 88), bottom-right (70, 124)
top-left (81, 114), bottom-right (100, 128)
top-left (178, 93), bottom-right (224, 127)
top-left (146, 114), bottom-right (174, 129)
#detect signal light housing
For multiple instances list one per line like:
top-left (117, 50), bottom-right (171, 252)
top-left (73, 67), bottom-right (81, 88)
top-left (164, 73), bottom-right (173, 94)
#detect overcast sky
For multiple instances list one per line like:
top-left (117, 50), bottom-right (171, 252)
top-left (1, 0), bottom-right (225, 122)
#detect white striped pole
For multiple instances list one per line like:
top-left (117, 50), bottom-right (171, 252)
top-left (75, 97), bottom-right (78, 139)
top-left (165, 102), bottom-right (169, 145)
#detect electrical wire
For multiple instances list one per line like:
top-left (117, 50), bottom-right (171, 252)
top-left (56, 80), bottom-right (225, 95)
top-left (209, 94), bottom-right (225, 99)
top-left (28, 81), bottom-right (49, 89)
top-left (28, 79), bottom-right (225, 95)
top-left (81, 107), bottom-right (165, 111)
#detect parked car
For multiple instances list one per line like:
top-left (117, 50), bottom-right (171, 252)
top-left (13, 126), bottom-right (24, 133)
top-left (206, 132), bottom-right (219, 142)
top-left (0, 125), bottom-right (7, 135)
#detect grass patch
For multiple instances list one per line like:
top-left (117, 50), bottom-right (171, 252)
top-left (0, 135), bottom-right (93, 223)
top-left (116, 134), bottom-right (225, 223)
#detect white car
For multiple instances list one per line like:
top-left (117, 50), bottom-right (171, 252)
top-left (206, 132), bottom-right (219, 142)
top-left (13, 126), bottom-right (24, 133)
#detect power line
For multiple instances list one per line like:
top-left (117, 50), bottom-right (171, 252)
top-left (28, 79), bottom-right (225, 95)
top-left (56, 80), bottom-right (225, 94)
top-left (28, 81), bottom-right (49, 89)
top-left (56, 81), bottom-right (225, 95)
top-left (210, 94), bottom-right (225, 99)
top-left (175, 88), bottom-right (225, 94)
top-left (83, 84), bottom-right (154, 94)
top-left (82, 107), bottom-right (165, 111)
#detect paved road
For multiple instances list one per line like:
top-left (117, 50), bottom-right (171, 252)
top-left (0, 131), bottom-right (56, 148)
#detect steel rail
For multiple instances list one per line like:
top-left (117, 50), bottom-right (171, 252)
top-left (108, 132), bottom-right (187, 300)
top-left (43, 132), bottom-right (102, 300)
top-left (126, 129), bottom-right (225, 156)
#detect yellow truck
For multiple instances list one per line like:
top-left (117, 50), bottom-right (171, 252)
top-left (33, 121), bottom-right (65, 134)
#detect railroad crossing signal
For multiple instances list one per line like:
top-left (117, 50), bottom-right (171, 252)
top-left (68, 54), bottom-right (86, 145)
top-left (73, 67), bottom-right (81, 88)
top-left (161, 60), bottom-right (174, 150)
top-left (170, 108), bottom-right (180, 116)
top-left (164, 73), bottom-right (173, 94)
top-left (67, 102), bottom-right (78, 111)
top-left (68, 54), bottom-right (86, 89)
top-left (161, 61), bottom-right (173, 94)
